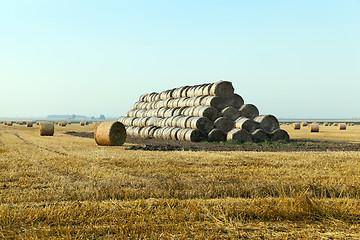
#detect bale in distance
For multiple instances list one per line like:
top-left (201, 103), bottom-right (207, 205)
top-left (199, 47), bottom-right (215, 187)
top-left (227, 129), bottom-right (252, 143)
top-left (338, 123), bottom-right (347, 130)
top-left (80, 122), bottom-right (85, 126)
top-left (292, 123), bottom-right (301, 130)
top-left (7, 121), bottom-right (13, 126)
top-left (301, 122), bottom-right (308, 127)
top-left (94, 121), bottom-right (126, 146)
top-left (40, 122), bottom-right (54, 136)
top-left (308, 124), bottom-right (319, 132)
top-left (60, 122), bottom-right (67, 127)
top-left (26, 121), bottom-right (33, 127)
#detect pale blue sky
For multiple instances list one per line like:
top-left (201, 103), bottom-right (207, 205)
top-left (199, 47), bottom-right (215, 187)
top-left (1, 1), bottom-right (359, 119)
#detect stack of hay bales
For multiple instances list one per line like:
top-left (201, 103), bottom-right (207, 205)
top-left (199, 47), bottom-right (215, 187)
top-left (118, 81), bottom-right (289, 143)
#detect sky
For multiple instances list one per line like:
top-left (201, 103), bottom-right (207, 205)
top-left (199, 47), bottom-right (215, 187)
top-left (1, 0), bottom-right (359, 119)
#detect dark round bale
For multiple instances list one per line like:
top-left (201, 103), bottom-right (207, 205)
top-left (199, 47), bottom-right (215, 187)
top-left (269, 129), bottom-right (290, 142)
top-left (221, 106), bottom-right (241, 121)
top-left (292, 123), bottom-right (301, 130)
top-left (39, 122), bottom-right (54, 136)
top-left (26, 121), bottom-right (33, 127)
top-left (207, 129), bottom-right (226, 142)
top-left (227, 129), bottom-right (253, 143)
top-left (251, 129), bottom-right (269, 143)
top-left (308, 124), bottom-right (319, 132)
top-left (200, 96), bottom-right (226, 111)
top-left (60, 121), bottom-right (67, 127)
top-left (254, 115), bottom-right (280, 132)
top-left (224, 93), bottom-right (244, 109)
top-left (234, 117), bottom-right (261, 133)
top-left (301, 122), bottom-right (308, 127)
top-left (188, 117), bottom-right (214, 133)
top-left (95, 121), bottom-right (126, 146)
top-left (214, 117), bottom-right (234, 134)
top-left (184, 129), bottom-right (206, 142)
top-left (239, 104), bottom-right (259, 119)
top-left (338, 123), bottom-right (347, 130)
top-left (192, 106), bottom-right (220, 122)
top-left (7, 121), bottom-right (13, 126)
top-left (209, 81), bottom-right (234, 98)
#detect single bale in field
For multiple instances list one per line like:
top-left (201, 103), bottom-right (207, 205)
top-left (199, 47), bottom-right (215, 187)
top-left (7, 121), bottom-right (13, 126)
top-left (251, 129), bottom-right (269, 143)
top-left (308, 123), bottom-right (319, 132)
top-left (26, 121), bottom-right (33, 127)
top-left (209, 80), bottom-right (234, 98)
top-left (292, 123), bottom-right (301, 130)
top-left (39, 122), bottom-right (54, 136)
top-left (254, 115), bottom-right (280, 132)
top-left (94, 121), bottom-right (126, 146)
top-left (60, 122), bottom-right (67, 127)
top-left (207, 129), bottom-right (226, 142)
top-left (214, 117), bottom-right (234, 134)
top-left (301, 122), bottom-right (308, 127)
top-left (80, 122), bottom-right (85, 126)
top-left (323, 122), bottom-right (329, 126)
top-left (338, 123), bottom-right (347, 130)
top-left (269, 129), bottom-right (290, 142)
top-left (224, 93), bottom-right (244, 109)
top-left (239, 104), bottom-right (259, 119)
top-left (221, 106), bottom-right (241, 121)
top-left (234, 117), bottom-right (261, 133)
top-left (84, 121), bottom-right (89, 125)
top-left (227, 129), bottom-right (252, 143)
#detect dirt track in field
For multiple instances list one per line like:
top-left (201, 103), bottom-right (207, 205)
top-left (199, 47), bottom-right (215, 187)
top-left (65, 131), bottom-right (360, 152)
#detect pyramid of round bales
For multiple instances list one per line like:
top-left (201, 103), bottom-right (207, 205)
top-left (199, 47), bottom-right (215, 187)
top-left (118, 81), bottom-right (289, 143)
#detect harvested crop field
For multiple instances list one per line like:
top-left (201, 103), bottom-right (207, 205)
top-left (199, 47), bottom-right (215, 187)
top-left (1, 123), bottom-right (360, 239)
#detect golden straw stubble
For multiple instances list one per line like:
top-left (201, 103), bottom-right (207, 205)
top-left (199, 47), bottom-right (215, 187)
top-left (94, 121), bottom-right (126, 146)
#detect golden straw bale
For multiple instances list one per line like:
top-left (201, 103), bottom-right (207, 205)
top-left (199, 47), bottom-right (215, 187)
top-left (308, 124), bottom-right (319, 132)
top-left (338, 123), bottom-right (346, 130)
top-left (94, 121), bottom-right (126, 146)
top-left (39, 122), bottom-right (54, 136)
top-left (292, 123), bottom-right (301, 130)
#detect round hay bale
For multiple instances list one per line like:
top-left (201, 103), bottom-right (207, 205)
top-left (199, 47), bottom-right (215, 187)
top-left (213, 117), bottom-right (234, 133)
top-left (7, 121), bottom-right (13, 126)
top-left (209, 81), bottom-right (234, 98)
top-left (194, 96), bottom-right (206, 106)
top-left (188, 117), bottom-right (214, 133)
top-left (180, 86), bottom-right (191, 98)
top-left (192, 106), bottom-right (220, 122)
top-left (169, 127), bottom-right (181, 140)
top-left (164, 108), bottom-right (176, 118)
top-left (39, 122), bottom-right (54, 136)
top-left (202, 84), bottom-right (213, 96)
top-left (95, 121), bottom-right (126, 146)
top-left (186, 86), bottom-right (197, 98)
top-left (221, 106), bottom-right (241, 121)
top-left (60, 122), bottom-right (67, 127)
top-left (177, 116), bottom-right (192, 129)
top-left (158, 108), bottom-right (168, 118)
top-left (332, 123), bottom-right (338, 126)
top-left (269, 129), bottom-right (290, 142)
top-left (301, 122), bottom-right (308, 127)
top-left (173, 107), bottom-right (187, 116)
top-left (234, 117), bottom-right (261, 133)
top-left (93, 122), bottom-right (102, 131)
top-left (184, 129), bottom-right (206, 142)
top-left (227, 129), bottom-right (252, 143)
top-left (254, 115), bottom-right (280, 132)
top-left (194, 85), bottom-right (205, 96)
top-left (80, 122), bottom-right (85, 126)
top-left (239, 104), bottom-right (259, 119)
top-left (147, 117), bottom-right (162, 126)
top-left (251, 129), bottom-right (269, 143)
top-left (177, 128), bottom-right (188, 141)
top-left (26, 121), bottom-right (33, 127)
top-left (338, 123), bottom-right (347, 130)
top-left (200, 96), bottom-right (226, 110)
top-left (292, 123), bottom-right (301, 130)
top-left (224, 93), bottom-right (244, 109)
top-left (308, 124), bottom-right (319, 132)
top-left (207, 129), bottom-right (226, 142)
top-left (323, 122), bottom-right (329, 126)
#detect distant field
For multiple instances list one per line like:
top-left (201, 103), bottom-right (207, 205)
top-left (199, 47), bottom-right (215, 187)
top-left (1, 123), bottom-right (360, 239)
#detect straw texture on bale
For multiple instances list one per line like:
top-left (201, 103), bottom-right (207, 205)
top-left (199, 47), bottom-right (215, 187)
top-left (214, 117), bottom-right (234, 134)
top-left (251, 129), bottom-right (269, 143)
top-left (209, 81), bottom-right (234, 98)
top-left (292, 123), bottom-right (301, 130)
top-left (187, 117), bottom-right (214, 133)
top-left (39, 122), bottom-right (54, 136)
top-left (200, 96), bottom-right (226, 110)
top-left (224, 94), bottom-right (244, 109)
top-left (234, 117), bottom-right (261, 133)
top-left (221, 106), bottom-right (241, 121)
top-left (207, 129), bottom-right (226, 142)
top-left (239, 104), bottom-right (259, 119)
top-left (227, 129), bottom-right (252, 143)
top-left (308, 124), bottom-right (319, 133)
top-left (254, 115), bottom-right (280, 132)
top-left (338, 123), bottom-right (347, 130)
top-left (269, 129), bottom-right (290, 142)
top-left (94, 121), bottom-right (126, 146)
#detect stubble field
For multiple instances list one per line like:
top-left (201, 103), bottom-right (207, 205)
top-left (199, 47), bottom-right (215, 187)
top-left (1, 122), bottom-right (360, 239)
